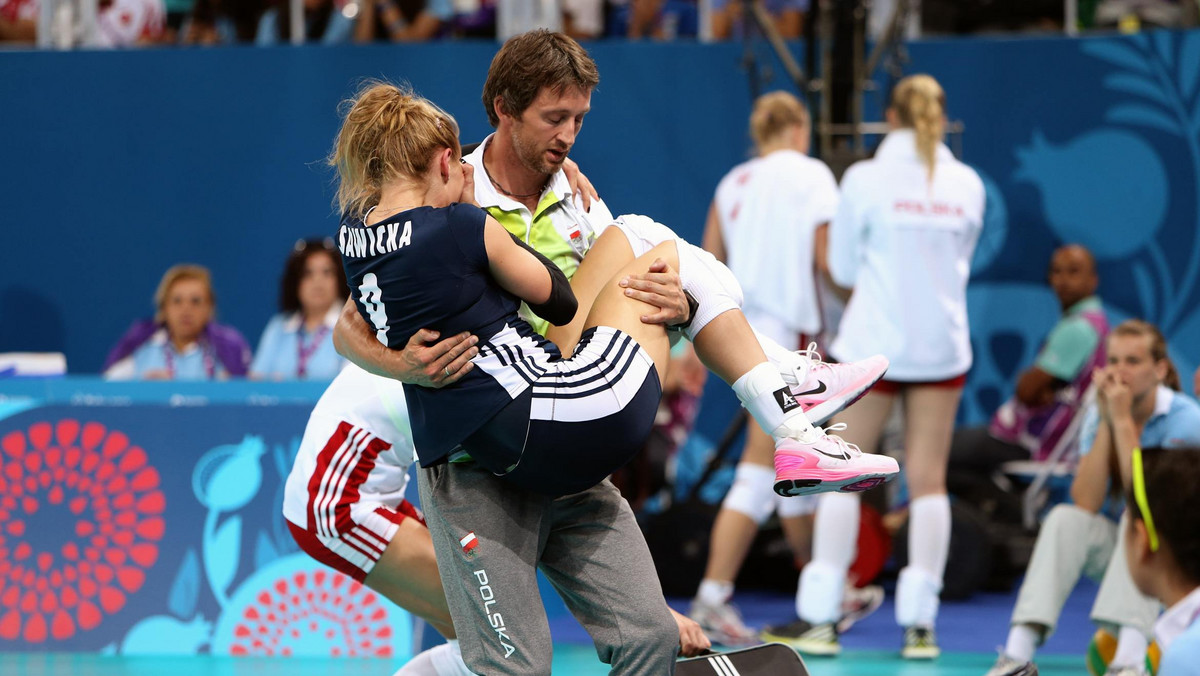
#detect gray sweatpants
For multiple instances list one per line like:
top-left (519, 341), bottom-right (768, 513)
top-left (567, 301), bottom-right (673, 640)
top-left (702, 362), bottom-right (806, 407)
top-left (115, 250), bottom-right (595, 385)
top-left (1011, 503), bottom-right (1161, 639)
top-left (417, 461), bottom-right (678, 676)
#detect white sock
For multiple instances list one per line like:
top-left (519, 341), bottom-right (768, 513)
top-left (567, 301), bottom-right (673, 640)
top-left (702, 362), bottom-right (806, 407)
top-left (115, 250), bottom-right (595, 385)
top-left (798, 492), bottom-right (859, 622)
top-left (1004, 624), bottom-right (1039, 663)
top-left (1112, 626), bottom-right (1150, 669)
top-left (697, 579), bottom-right (734, 606)
top-left (732, 363), bottom-right (815, 438)
top-left (893, 494), bottom-right (951, 628)
top-left (908, 494), bottom-right (951, 582)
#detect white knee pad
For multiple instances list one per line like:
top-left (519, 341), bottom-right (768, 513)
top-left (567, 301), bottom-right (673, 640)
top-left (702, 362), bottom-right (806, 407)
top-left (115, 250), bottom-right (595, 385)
top-left (611, 214), bottom-right (679, 258)
top-left (776, 493), bottom-right (817, 518)
top-left (894, 566), bottom-right (942, 627)
top-left (722, 463), bottom-right (777, 525)
top-left (796, 560), bottom-right (847, 624)
top-left (675, 243), bottom-right (744, 341)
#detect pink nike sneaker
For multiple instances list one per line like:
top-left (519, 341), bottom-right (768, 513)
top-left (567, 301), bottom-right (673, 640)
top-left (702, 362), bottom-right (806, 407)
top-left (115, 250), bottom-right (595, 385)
top-left (773, 425), bottom-right (900, 497)
top-left (784, 345), bottom-right (888, 426)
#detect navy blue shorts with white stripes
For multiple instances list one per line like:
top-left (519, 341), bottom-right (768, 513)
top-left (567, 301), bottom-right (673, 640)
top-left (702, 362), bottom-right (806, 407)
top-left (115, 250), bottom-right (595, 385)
top-left (462, 326), bottom-right (663, 497)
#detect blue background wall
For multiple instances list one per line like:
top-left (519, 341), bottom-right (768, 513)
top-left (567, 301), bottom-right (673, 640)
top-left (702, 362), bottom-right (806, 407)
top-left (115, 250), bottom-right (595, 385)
top-left (4, 31), bottom-right (1200, 442)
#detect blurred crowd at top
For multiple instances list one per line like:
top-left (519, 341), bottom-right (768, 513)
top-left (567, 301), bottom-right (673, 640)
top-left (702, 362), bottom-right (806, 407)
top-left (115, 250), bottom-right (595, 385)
top-left (1, 0), bottom-right (1197, 48)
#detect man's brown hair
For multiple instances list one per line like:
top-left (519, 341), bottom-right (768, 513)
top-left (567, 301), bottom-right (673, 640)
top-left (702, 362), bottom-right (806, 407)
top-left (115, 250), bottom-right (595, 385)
top-left (481, 29), bottom-right (599, 128)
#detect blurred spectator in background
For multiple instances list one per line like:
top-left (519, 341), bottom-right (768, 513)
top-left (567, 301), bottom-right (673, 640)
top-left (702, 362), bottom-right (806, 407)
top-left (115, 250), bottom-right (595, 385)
top-left (983, 320), bottom-right (1200, 676)
top-left (948, 244), bottom-right (1107, 514)
top-left (104, 264), bottom-right (251, 380)
top-left (494, 0), bottom-right (601, 41)
top-left (7, 0), bottom-right (166, 45)
top-left (183, 0), bottom-right (262, 43)
top-left (161, 0), bottom-right (191, 39)
top-left (250, 238), bottom-right (347, 381)
top-left (96, 0), bottom-right (167, 45)
top-left (448, 0), bottom-right (494, 38)
top-left (625, 0), bottom-right (697, 39)
top-left (921, 0), bottom-right (1063, 34)
top-left (711, 0), bottom-right (805, 40)
top-left (0, 0), bottom-right (37, 42)
top-left (257, 0), bottom-right (353, 44)
top-left (353, 0), bottom-right (450, 42)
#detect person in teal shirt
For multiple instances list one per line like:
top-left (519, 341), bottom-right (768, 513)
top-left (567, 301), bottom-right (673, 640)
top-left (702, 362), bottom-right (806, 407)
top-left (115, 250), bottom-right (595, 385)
top-left (949, 244), bottom-right (1108, 486)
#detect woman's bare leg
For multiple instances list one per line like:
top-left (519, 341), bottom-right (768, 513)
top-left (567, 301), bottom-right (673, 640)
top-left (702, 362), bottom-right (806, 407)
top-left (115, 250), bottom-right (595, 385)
top-left (363, 517), bottom-right (456, 639)
top-left (546, 227), bottom-right (637, 356)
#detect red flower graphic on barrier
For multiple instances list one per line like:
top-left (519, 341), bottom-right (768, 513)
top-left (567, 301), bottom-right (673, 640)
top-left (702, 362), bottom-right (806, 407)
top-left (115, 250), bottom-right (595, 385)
top-left (0, 420), bottom-right (166, 642)
top-left (227, 569), bottom-right (392, 657)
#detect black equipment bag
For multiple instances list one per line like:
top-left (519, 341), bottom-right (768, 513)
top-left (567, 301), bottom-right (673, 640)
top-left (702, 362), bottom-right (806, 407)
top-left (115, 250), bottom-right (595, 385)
top-left (676, 643), bottom-right (810, 675)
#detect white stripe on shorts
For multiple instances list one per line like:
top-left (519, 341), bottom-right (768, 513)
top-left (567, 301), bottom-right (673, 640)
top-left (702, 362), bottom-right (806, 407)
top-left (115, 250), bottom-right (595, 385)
top-left (529, 327), bottom-right (656, 423)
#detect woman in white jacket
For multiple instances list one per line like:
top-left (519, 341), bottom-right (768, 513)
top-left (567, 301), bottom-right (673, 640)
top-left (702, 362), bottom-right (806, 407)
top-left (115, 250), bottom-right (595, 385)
top-left (767, 74), bottom-right (986, 659)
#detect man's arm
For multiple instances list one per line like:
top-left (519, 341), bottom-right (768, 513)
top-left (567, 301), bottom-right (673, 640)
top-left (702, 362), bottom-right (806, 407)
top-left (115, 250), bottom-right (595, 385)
top-left (1014, 366), bottom-right (1061, 408)
top-left (332, 298), bottom-right (478, 386)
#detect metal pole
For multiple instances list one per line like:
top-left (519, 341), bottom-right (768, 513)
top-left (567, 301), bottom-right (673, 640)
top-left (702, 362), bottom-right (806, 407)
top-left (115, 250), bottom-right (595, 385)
top-left (746, 0), bottom-right (809, 92)
top-left (1065, 0), bottom-right (1078, 36)
top-left (37, 0), bottom-right (54, 48)
top-left (290, 0), bottom-right (304, 44)
top-left (81, 0), bottom-right (99, 47)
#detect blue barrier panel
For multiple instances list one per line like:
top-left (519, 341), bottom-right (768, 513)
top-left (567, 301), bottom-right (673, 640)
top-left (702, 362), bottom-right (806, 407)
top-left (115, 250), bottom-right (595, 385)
top-left (0, 380), bottom-right (413, 656)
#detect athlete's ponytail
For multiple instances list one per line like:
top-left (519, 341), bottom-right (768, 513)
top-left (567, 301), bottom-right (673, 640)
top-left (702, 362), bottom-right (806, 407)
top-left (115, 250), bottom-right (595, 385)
top-left (329, 81), bottom-right (460, 220)
top-left (890, 75), bottom-right (945, 183)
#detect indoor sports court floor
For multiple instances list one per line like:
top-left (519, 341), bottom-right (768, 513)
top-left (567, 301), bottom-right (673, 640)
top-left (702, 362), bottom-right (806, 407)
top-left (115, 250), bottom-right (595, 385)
top-left (3, 578), bottom-right (1101, 675)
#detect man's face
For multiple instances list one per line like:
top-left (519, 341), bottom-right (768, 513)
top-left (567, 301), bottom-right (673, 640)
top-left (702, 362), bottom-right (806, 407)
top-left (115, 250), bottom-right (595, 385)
top-left (505, 86), bottom-right (591, 176)
top-left (1048, 246), bottom-right (1098, 310)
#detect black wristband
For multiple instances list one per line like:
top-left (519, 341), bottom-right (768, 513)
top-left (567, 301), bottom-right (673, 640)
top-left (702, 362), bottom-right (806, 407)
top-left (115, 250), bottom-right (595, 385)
top-left (668, 291), bottom-right (700, 331)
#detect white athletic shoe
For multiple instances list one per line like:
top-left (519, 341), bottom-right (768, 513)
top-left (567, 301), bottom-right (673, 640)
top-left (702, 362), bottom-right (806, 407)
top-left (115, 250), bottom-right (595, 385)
top-left (688, 598), bottom-right (760, 647)
top-left (782, 344), bottom-right (889, 426)
top-left (984, 653), bottom-right (1039, 676)
top-left (773, 424), bottom-right (900, 497)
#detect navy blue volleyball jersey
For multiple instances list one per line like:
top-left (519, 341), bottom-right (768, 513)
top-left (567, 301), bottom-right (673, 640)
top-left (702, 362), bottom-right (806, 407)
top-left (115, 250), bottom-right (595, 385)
top-left (338, 203), bottom-right (561, 465)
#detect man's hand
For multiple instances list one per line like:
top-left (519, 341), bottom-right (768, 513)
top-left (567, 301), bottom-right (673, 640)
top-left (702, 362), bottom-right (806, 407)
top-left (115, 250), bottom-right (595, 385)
top-left (333, 299), bottom-right (478, 387)
top-left (396, 329), bottom-right (480, 387)
top-left (669, 608), bottom-right (711, 657)
top-left (562, 157), bottom-right (598, 212)
top-left (619, 258), bottom-right (691, 326)
top-left (459, 160), bottom-right (480, 207)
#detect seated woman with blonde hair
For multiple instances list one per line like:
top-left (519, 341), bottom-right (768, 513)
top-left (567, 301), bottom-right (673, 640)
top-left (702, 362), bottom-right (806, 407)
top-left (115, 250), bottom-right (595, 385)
top-left (104, 264), bottom-right (251, 380)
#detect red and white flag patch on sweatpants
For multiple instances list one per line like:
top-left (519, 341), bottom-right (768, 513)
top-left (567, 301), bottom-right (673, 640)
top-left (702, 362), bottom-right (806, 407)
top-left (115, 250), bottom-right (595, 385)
top-left (460, 531), bottom-right (479, 557)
